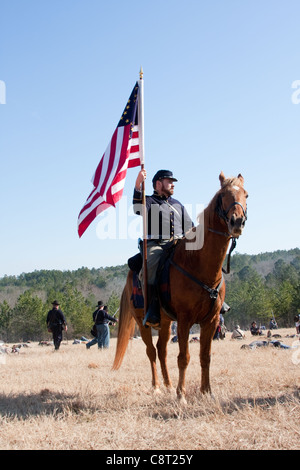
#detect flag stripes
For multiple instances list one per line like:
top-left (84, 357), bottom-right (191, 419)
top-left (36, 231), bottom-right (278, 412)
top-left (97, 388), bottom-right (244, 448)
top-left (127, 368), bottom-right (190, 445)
top-left (78, 83), bottom-right (140, 237)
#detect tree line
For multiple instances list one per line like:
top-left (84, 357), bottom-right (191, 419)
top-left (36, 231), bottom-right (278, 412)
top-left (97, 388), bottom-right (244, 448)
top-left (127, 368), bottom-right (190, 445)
top-left (0, 283), bottom-right (120, 343)
top-left (225, 250), bottom-right (300, 329)
top-left (0, 248), bottom-right (300, 341)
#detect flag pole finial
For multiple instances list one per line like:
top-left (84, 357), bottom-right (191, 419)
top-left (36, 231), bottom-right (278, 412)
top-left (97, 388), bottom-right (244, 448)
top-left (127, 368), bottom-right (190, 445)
top-left (139, 66), bottom-right (143, 80)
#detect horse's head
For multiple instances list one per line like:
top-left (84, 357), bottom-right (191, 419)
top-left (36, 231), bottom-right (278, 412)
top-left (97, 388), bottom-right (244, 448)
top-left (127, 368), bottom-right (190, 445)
top-left (216, 171), bottom-right (248, 237)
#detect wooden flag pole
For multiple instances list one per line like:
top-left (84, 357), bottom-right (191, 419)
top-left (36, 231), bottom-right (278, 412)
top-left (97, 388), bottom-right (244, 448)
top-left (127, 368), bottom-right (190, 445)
top-left (138, 67), bottom-right (148, 314)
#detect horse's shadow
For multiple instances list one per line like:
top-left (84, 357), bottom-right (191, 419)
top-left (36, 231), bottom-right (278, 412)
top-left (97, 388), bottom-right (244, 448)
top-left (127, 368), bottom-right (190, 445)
top-left (0, 389), bottom-right (97, 419)
top-left (219, 388), bottom-right (300, 415)
top-left (151, 387), bottom-right (300, 420)
top-left (1, 388), bottom-right (299, 421)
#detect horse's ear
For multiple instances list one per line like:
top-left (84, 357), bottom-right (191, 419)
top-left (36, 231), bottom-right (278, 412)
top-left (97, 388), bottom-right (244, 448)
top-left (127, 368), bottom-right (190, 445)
top-left (219, 171), bottom-right (226, 187)
top-left (237, 174), bottom-right (244, 186)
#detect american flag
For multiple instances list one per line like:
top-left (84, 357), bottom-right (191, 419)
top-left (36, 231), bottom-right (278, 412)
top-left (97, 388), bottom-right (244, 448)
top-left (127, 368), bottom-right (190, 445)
top-left (78, 82), bottom-right (141, 238)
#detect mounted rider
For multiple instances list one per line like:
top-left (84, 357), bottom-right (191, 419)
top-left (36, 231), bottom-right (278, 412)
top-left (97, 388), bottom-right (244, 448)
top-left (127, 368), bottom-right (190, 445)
top-left (133, 170), bottom-right (193, 329)
top-left (133, 169), bottom-right (231, 330)
top-left (133, 169), bottom-right (194, 329)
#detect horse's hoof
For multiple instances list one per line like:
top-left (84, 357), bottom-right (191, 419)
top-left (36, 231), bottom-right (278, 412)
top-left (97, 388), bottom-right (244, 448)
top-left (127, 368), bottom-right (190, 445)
top-left (166, 386), bottom-right (176, 395)
top-left (177, 395), bottom-right (187, 405)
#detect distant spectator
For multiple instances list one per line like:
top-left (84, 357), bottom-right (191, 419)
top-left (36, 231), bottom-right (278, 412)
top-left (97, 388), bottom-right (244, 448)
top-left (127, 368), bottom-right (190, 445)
top-left (171, 322), bottom-right (177, 335)
top-left (269, 318), bottom-right (278, 330)
top-left (231, 325), bottom-right (245, 340)
top-left (213, 324), bottom-right (221, 340)
top-left (86, 301), bottom-right (118, 350)
top-left (46, 300), bottom-right (67, 350)
top-left (213, 312), bottom-right (226, 340)
top-left (294, 314), bottom-right (300, 335)
top-left (250, 321), bottom-right (263, 336)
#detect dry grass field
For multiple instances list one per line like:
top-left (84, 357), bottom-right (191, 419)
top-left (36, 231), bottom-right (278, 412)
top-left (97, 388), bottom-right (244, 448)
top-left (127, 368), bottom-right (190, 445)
top-left (0, 327), bottom-right (299, 450)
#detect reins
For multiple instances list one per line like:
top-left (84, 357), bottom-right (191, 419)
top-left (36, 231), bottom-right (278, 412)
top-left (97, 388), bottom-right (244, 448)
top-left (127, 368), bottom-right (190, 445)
top-left (208, 229), bottom-right (237, 274)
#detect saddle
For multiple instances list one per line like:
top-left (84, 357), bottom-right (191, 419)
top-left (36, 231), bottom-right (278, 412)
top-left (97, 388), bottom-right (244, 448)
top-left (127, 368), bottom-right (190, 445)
top-left (127, 240), bottom-right (179, 320)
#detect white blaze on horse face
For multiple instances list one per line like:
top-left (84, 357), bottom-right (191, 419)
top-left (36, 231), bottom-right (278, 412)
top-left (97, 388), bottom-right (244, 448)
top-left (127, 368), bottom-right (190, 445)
top-left (232, 185), bottom-right (240, 191)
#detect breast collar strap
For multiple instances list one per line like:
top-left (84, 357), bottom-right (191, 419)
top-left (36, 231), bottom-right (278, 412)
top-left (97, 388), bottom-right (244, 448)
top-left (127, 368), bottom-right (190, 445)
top-left (169, 258), bottom-right (223, 300)
top-left (169, 258), bottom-right (224, 324)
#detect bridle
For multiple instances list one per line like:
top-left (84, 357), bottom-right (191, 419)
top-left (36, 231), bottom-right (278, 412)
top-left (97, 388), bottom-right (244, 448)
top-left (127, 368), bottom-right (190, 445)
top-left (209, 193), bottom-right (248, 273)
top-left (215, 193), bottom-right (248, 225)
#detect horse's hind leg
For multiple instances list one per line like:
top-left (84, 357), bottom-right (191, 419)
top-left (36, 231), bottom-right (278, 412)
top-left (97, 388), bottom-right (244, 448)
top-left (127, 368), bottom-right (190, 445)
top-left (156, 318), bottom-right (173, 390)
top-left (138, 323), bottom-right (160, 391)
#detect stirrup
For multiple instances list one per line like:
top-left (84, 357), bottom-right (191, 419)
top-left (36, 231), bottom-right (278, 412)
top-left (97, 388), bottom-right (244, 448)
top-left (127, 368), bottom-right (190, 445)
top-left (144, 319), bottom-right (161, 330)
top-left (143, 312), bottom-right (161, 330)
top-left (142, 309), bottom-right (161, 330)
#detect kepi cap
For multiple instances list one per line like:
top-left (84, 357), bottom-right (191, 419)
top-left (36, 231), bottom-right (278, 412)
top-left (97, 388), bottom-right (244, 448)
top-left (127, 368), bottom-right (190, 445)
top-left (152, 170), bottom-right (178, 188)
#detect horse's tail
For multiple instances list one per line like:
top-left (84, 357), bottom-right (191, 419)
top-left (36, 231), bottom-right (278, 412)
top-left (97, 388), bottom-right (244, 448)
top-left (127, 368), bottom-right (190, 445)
top-left (112, 273), bottom-right (136, 370)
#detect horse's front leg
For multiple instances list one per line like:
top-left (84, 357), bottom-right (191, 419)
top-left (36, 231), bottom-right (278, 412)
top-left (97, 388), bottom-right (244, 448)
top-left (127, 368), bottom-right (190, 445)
top-left (176, 324), bottom-right (191, 402)
top-left (199, 320), bottom-right (217, 394)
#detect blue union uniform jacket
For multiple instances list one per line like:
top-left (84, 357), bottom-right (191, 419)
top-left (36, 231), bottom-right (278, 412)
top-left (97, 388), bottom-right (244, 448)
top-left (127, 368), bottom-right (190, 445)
top-left (93, 308), bottom-right (116, 325)
top-left (133, 188), bottom-right (193, 241)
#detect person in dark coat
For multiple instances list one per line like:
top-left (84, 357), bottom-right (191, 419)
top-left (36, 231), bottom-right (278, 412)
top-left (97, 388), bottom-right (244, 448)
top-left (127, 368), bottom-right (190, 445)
top-left (133, 169), bottom-right (193, 329)
top-left (250, 321), bottom-right (263, 336)
top-left (46, 300), bottom-right (67, 350)
top-left (86, 301), bottom-right (118, 350)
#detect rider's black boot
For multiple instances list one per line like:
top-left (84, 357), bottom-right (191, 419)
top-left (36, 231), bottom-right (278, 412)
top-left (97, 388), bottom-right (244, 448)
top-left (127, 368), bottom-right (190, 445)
top-left (143, 285), bottom-right (161, 330)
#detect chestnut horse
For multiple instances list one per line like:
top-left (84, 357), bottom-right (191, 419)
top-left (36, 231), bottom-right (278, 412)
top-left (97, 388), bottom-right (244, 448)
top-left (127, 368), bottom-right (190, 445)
top-left (112, 172), bottom-right (248, 401)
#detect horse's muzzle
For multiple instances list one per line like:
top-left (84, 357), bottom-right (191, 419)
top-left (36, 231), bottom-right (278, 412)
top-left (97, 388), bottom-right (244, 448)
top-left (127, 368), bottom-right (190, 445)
top-left (229, 214), bottom-right (246, 236)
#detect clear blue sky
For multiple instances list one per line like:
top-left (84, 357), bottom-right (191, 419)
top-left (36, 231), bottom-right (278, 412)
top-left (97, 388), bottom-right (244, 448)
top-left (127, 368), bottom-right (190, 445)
top-left (1, 0), bottom-right (300, 277)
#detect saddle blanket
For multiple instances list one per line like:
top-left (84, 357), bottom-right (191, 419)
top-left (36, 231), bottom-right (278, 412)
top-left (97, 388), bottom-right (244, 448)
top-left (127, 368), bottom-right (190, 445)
top-left (130, 259), bottom-right (174, 318)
